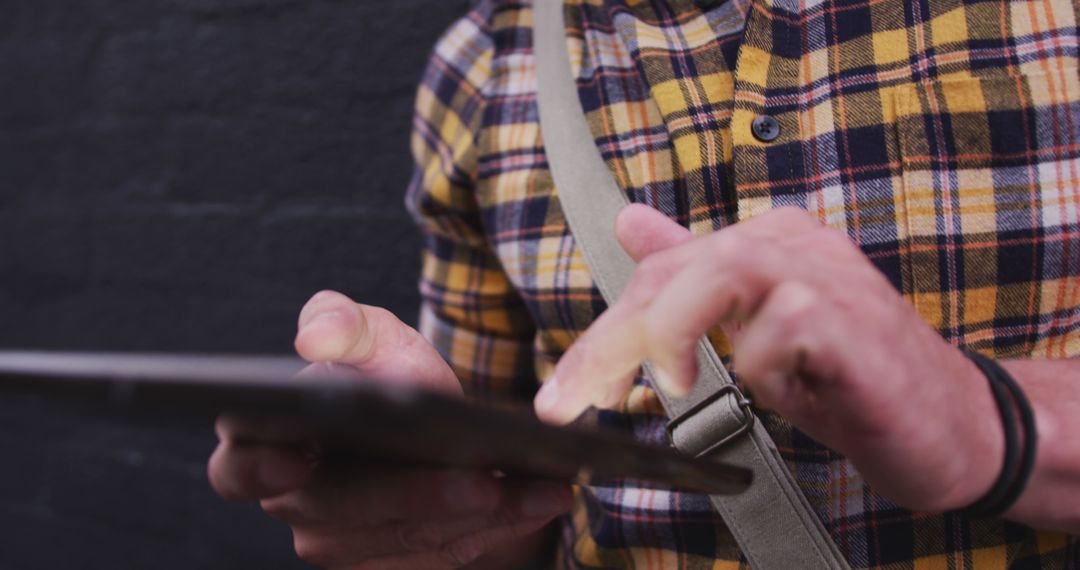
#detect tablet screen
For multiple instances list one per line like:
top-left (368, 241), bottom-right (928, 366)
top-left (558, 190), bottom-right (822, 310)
top-left (0, 351), bottom-right (751, 495)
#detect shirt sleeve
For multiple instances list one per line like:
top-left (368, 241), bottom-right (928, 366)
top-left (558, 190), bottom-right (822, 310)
top-left (404, 6), bottom-right (538, 402)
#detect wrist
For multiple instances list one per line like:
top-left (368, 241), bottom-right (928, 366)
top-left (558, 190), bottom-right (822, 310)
top-left (941, 352), bottom-right (1039, 517)
top-left (934, 352), bottom-right (1007, 511)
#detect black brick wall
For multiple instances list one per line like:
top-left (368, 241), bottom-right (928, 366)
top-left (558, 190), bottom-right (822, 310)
top-left (0, 1), bottom-right (468, 567)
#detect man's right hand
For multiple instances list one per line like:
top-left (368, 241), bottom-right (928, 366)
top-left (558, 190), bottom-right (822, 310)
top-left (207, 290), bottom-right (571, 569)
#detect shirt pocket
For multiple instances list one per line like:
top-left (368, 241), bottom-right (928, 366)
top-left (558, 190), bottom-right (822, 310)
top-left (893, 70), bottom-right (1080, 357)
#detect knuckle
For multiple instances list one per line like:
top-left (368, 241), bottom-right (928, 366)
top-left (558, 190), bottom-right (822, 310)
top-left (439, 535), bottom-right (486, 568)
top-left (207, 475), bottom-right (238, 502)
top-left (772, 282), bottom-right (819, 326)
top-left (628, 255), bottom-right (671, 297)
top-left (710, 232), bottom-right (751, 263)
top-left (396, 522), bottom-right (444, 552)
top-left (364, 304), bottom-right (397, 323)
top-left (206, 448), bottom-right (241, 501)
top-left (487, 506), bottom-right (517, 529)
top-left (635, 254), bottom-right (665, 278)
top-left (368, 306), bottom-right (418, 350)
top-left (350, 307), bottom-right (391, 361)
top-left (502, 519), bottom-right (532, 541)
top-left (438, 471), bottom-right (499, 514)
top-left (213, 417), bottom-right (233, 441)
top-left (652, 329), bottom-right (697, 359)
top-left (293, 533), bottom-right (330, 566)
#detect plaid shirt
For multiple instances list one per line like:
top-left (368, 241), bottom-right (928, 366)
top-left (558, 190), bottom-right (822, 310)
top-left (406, 0), bottom-right (1080, 567)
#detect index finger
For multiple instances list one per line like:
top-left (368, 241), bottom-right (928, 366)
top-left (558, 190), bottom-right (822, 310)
top-left (535, 209), bottom-right (823, 424)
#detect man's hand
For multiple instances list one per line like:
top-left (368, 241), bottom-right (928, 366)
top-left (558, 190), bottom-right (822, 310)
top-left (208, 290), bottom-right (571, 569)
top-left (533, 205), bottom-right (1004, 513)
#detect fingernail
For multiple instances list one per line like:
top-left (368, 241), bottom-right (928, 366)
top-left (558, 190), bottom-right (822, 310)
top-left (521, 484), bottom-right (572, 518)
top-left (303, 310), bottom-right (342, 331)
top-left (534, 376), bottom-right (561, 415)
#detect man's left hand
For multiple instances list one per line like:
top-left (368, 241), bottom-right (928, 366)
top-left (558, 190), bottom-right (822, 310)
top-left (533, 204), bottom-right (1004, 513)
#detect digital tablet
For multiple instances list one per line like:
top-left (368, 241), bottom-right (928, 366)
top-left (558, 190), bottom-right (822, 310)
top-left (0, 351), bottom-right (751, 495)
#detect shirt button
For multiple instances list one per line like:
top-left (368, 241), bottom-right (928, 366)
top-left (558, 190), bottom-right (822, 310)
top-left (694, 0), bottom-right (721, 11)
top-left (751, 115), bottom-right (781, 142)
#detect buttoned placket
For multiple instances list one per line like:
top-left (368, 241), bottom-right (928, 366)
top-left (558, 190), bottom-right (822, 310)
top-left (728, 0), bottom-right (805, 221)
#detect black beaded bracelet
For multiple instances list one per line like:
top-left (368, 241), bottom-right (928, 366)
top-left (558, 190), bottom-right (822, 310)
top-left (957, 350), bottom-right (1038, 518)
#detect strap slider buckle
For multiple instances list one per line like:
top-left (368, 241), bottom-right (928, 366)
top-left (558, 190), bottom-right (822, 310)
top-left (665, 384), bottom-right (754, 458)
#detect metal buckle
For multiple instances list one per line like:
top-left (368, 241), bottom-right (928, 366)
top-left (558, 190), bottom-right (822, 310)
top-left (665, 384), bottom-right (754, 458)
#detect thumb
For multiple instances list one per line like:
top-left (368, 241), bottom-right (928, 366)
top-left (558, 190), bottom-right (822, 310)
top-left (294, 290), bottom-right (461, 395)
top-left (614, 204), bottom-right (694, 261)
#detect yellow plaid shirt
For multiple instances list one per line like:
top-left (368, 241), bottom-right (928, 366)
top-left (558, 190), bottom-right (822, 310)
top-left (406, 0), bottom-right (1080, 567)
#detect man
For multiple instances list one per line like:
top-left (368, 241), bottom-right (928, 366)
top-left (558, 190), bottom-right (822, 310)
top-left (209, 0), bottom-right (1080, 567)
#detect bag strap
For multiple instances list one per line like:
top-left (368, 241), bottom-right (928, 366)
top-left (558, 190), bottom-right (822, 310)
top-left (533, 2), bottom-right (851, 568)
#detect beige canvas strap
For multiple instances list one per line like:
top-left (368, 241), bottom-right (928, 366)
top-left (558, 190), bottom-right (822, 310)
top-left (533, 2), bottom-right (851, 568)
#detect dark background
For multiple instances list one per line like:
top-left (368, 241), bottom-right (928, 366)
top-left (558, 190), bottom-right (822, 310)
top-left (0, 1), bottom-right (467, 567)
